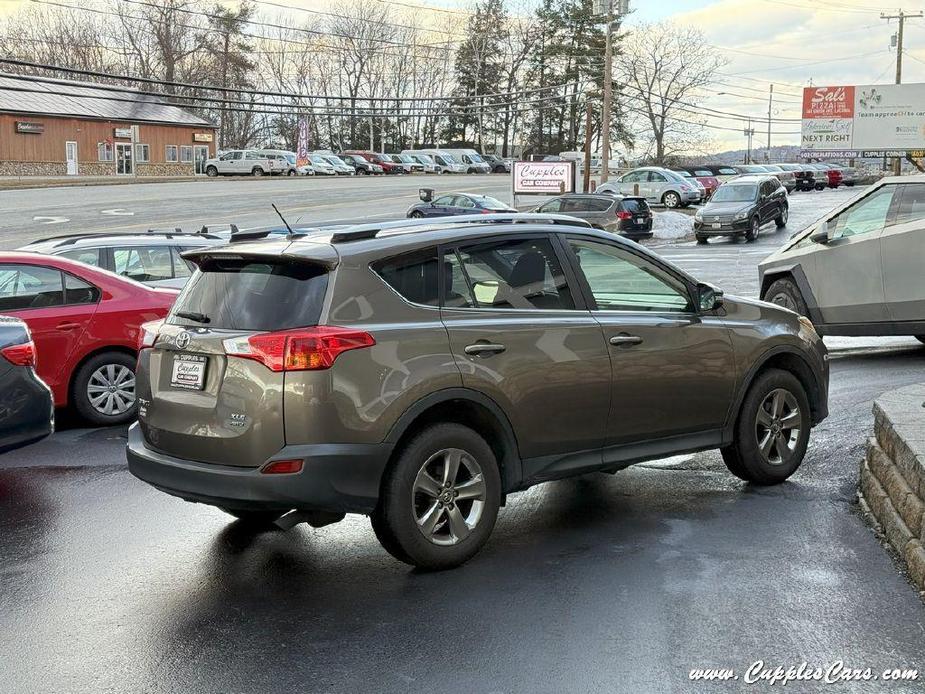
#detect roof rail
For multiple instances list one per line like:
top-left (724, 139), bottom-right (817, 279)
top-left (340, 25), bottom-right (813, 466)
top-left (25, 228), bottom-right (225, 246)
top-left (327, 212), bottom-right (592, 243)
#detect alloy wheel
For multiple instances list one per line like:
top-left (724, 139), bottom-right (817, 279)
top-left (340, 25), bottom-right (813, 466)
top-left (412, 448), bottom-right (486, 546)
top-left (87, 364), bottom-right (136, 416)
top-left (755, 388), bottom-right (801, 466)
top-left (769, 291), bottom-right (797, 311)
top-left (664, 192), bottom-right (680, 208)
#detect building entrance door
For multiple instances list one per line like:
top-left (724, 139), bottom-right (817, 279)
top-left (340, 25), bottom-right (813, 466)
top-left (65, 142), bottom-right (78, 175)
top-left (194, 146), bottom-right (209, 175)
top-left (116, 143), bottom-right (133, 175)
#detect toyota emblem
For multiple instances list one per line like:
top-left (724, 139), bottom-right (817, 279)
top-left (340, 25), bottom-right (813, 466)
top-left (176, 331), bottom-right (192, 349)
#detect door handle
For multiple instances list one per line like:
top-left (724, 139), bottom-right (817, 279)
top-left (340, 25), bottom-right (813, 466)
top-left (464, 343), bottom-right (506, 356)
top-left (609, 334), bottom-right (643, 347)
top-left (55, 322), bottom-right (82, 331)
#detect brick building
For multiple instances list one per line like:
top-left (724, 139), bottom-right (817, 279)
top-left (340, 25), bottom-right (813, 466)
top-left (0, 74), bottom-right (217, 177)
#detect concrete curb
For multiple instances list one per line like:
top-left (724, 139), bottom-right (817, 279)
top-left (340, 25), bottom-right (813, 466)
top-left (858, 383), bottom-right (925, 591)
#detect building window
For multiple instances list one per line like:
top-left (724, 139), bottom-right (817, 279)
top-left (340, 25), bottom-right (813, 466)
top-left (97, 142), bottom-right (114, 162)
top-left (135, 144), bottom-right (150, 163)
top-left (180, 145), bottom-right (193, 163)
top-left (166, 145), bottom-right (179, 163)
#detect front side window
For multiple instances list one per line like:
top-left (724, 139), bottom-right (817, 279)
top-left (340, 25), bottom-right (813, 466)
top-left (452, 237), bottom-right (575, 310)
top-left (539, 199), bottom-right (562, 213)
top-left (893, 183), bottom-right (925, 227)
top-left (647, 172), bottom-right (667, 182)
top-left (456, 196), bottom-right (476, 209)
top-left (180, 146), bottom-right (193, 163)
top-left (112, 246), bottom-right (174, 282)
top-left (220, 151), bottom-right (241, 161)
top-left (433, 195), bottom-right (456, 206)
top-left (621, 172), bottom-right (643, 183)
top-left (830, 185), bottom-right (897, 239)
top-left (165, 145), bottom-right (179, 163)
top-left (568, 239), bottom-right (692, 312)
top-left (0, 264), bottom-right (65, 311)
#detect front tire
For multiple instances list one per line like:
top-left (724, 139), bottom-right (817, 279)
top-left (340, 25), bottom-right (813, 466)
top-left (745, 216), bottom-right (760, 242)
top-left (71, 351), bottom-right (137, 426)
top-left (409, 210), bottom-right (425, 218)
top-left (696, 234), bottom-right (708, 244)
top-left (763, 277), bottom-right (808, 316)
top-left (206, 166), bottom-right (218, 177)
top-left (721, 369), bottom-right (811, 484)
top-left (371, 423), bottom-right (501, 570)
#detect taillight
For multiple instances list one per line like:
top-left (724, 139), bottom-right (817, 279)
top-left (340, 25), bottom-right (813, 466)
top-left (616, 210), bottom-right (632, 220)
top-left (1, 340), bottom-right (36, 367)
top-left (138, 319), bottom-right (164, 351)
top-left (223, 326), bottom-right (375, 372)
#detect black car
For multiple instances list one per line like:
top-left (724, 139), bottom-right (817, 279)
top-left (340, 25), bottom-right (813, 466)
top-left (694, 175), bottom-right (788, 243)
top-left (483, 154), bottom-right (510, 173)
top-left (777, 163), bottom-right (817, 192)
top-left (0, 316), bottom-right (53, 454)
top-left (534, 193), bottom-right (653, 239)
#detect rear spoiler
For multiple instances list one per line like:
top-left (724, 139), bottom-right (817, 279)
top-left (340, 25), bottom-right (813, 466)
top-left (181, 240), bottom-right (339, 269)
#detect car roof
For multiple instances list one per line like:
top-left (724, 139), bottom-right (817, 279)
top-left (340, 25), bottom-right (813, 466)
top-left (185, 213), bottom-right (688, 270)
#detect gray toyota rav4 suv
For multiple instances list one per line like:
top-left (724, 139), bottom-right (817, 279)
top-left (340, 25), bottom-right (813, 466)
top-left (127, 213), bottom-right (829, 569)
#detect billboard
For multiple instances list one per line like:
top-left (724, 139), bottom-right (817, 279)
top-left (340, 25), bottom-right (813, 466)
top-left (512, 161), bottom-right (575, 194)
top-left (801, 84), bottom-right (925, 157)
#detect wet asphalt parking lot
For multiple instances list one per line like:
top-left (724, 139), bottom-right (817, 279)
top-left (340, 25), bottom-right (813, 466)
top-left (1, 182), bottom-right (924, 693)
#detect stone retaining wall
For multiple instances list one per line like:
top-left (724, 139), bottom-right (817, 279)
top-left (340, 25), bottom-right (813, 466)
top-left (858, 383), bottom-right (925, 591)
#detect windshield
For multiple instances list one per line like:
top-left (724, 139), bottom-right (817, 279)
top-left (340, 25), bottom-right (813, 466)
top-left (467, 153), bottom-right (485, 163)
top-left (440, 153), bottom-right (459, 164)
top-left (285, 154), bottom-right (296, 164)
top-left (309, 155), bottom-right (329, 164)
top-left (711, 184), bottom-right (757, 202)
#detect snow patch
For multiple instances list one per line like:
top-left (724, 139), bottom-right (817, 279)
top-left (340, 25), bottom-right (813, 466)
top-left (652, 210), bottom-right (693, 240)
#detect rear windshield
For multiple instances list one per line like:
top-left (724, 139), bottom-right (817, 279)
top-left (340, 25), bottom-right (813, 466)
top-left (168, 258), bottom-right (328, 331)
top-left (619, 198), bottom-right (648, 213)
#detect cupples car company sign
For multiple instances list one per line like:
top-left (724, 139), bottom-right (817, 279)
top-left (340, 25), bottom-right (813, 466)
top-left (512, 161), bottom-right (575, 195)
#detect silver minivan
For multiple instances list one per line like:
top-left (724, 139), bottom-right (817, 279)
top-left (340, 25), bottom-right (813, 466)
top-left (597, 167), bottom-right (702, 208)
top-left (759, 175), bottom-right (925, 342)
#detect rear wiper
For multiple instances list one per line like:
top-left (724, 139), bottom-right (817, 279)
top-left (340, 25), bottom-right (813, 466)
top-left (175, 311), bottom-right (211, 324)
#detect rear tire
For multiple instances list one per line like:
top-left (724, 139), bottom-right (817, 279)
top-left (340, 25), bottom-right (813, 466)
top-left (763, 277), bottom-right (808, 316)
top-left (721, 369), bottom-right (811, 485)
top-left (252, 167), bottom-right (264, 177)
top-left (775, 205), bottom-right (788, 228)
top-left (71, 351), bottom-right (138, 426)
top-left (663, 191), bottom-right (680, 209)
top-left (696, 234), bottom-right (708, 244)
top-left (371, 423), bottom-right (501, 570)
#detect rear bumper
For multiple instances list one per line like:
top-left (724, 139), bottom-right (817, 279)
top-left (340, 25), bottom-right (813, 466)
top-left (126, 423), bottom-right (392, 514)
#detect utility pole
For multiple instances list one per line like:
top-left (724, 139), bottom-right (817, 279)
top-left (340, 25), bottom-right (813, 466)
top-left (766, 84), bottom-right (773, 159)
top-left (882, 9), bottom-right (923, 174)
top-left (600, 2), bottom-right (614, 184)
top-left (744, 120), bottom-right (755, 164)
top-left (583, 102), bottom-right (593, 192)
top-left (598, 0), bottom-right (629, 184)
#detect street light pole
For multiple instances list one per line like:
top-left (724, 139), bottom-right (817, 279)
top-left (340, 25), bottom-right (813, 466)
top-left (767, 84), bottom-right (773, 159)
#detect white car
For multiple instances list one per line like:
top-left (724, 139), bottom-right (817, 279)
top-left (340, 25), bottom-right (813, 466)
top-left (319, 154), bottom-right (356, 175)
top-left (204, 150), bottom-right (281, 177)
top-left (304, 154), bottom-right (337, 176)
top-left (405, 153), bottom-right (441, 174)
top-left (403, 149), bottom-right (468, 174)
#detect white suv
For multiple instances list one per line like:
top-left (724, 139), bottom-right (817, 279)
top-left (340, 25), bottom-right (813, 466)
top-left (204, 150), bottom-right (281, 177)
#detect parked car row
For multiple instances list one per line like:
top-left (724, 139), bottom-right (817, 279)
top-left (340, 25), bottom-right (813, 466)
top-left (202, 147), bottom-right (513, 177)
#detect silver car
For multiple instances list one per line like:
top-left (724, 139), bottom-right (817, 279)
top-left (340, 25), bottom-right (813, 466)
top-left (759, 175), bottom-right (925, 342)
top-left (597, 167), bottom-right (702, 208)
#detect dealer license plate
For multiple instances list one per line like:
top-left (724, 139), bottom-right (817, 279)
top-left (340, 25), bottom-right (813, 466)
top-left (171, 354), bottom-right (207, 390)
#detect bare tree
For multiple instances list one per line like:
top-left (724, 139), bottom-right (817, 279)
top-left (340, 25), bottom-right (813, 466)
top-left (617, 22), bottom-right (727, 164)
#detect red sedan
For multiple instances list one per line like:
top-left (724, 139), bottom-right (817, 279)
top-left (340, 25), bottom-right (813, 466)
top-left (0, 252), bottom-right (178, 425)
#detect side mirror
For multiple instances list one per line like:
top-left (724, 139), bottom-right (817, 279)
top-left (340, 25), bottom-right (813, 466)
top-left (419, 188), bottom-right (434, 203)
top-left (697, 282), bottom-right (724, 312)
top-left (810, 229), bottom-right (830, 244)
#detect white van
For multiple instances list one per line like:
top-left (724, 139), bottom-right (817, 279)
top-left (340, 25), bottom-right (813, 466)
top-left (440, 149), bottom-right (491, 174)
top-left (403, 149), bottom-right (467, 174)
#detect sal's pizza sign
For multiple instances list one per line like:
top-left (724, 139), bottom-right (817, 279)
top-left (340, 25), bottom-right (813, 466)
top-left (802, 86), bottom-right (855, 119)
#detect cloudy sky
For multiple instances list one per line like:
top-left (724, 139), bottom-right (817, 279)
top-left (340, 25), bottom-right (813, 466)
top-left (3, 0), bottom-right (925, 151)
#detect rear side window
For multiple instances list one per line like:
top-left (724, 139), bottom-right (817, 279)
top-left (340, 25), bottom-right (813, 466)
top-left (586, 198), bottom-right (613, 212)
top-left (169, 259), bottom-right (328, 331)
top-left (58, 248), bottom-right (101, 267)
top-left (374, 248), bottom-right (440, 306)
